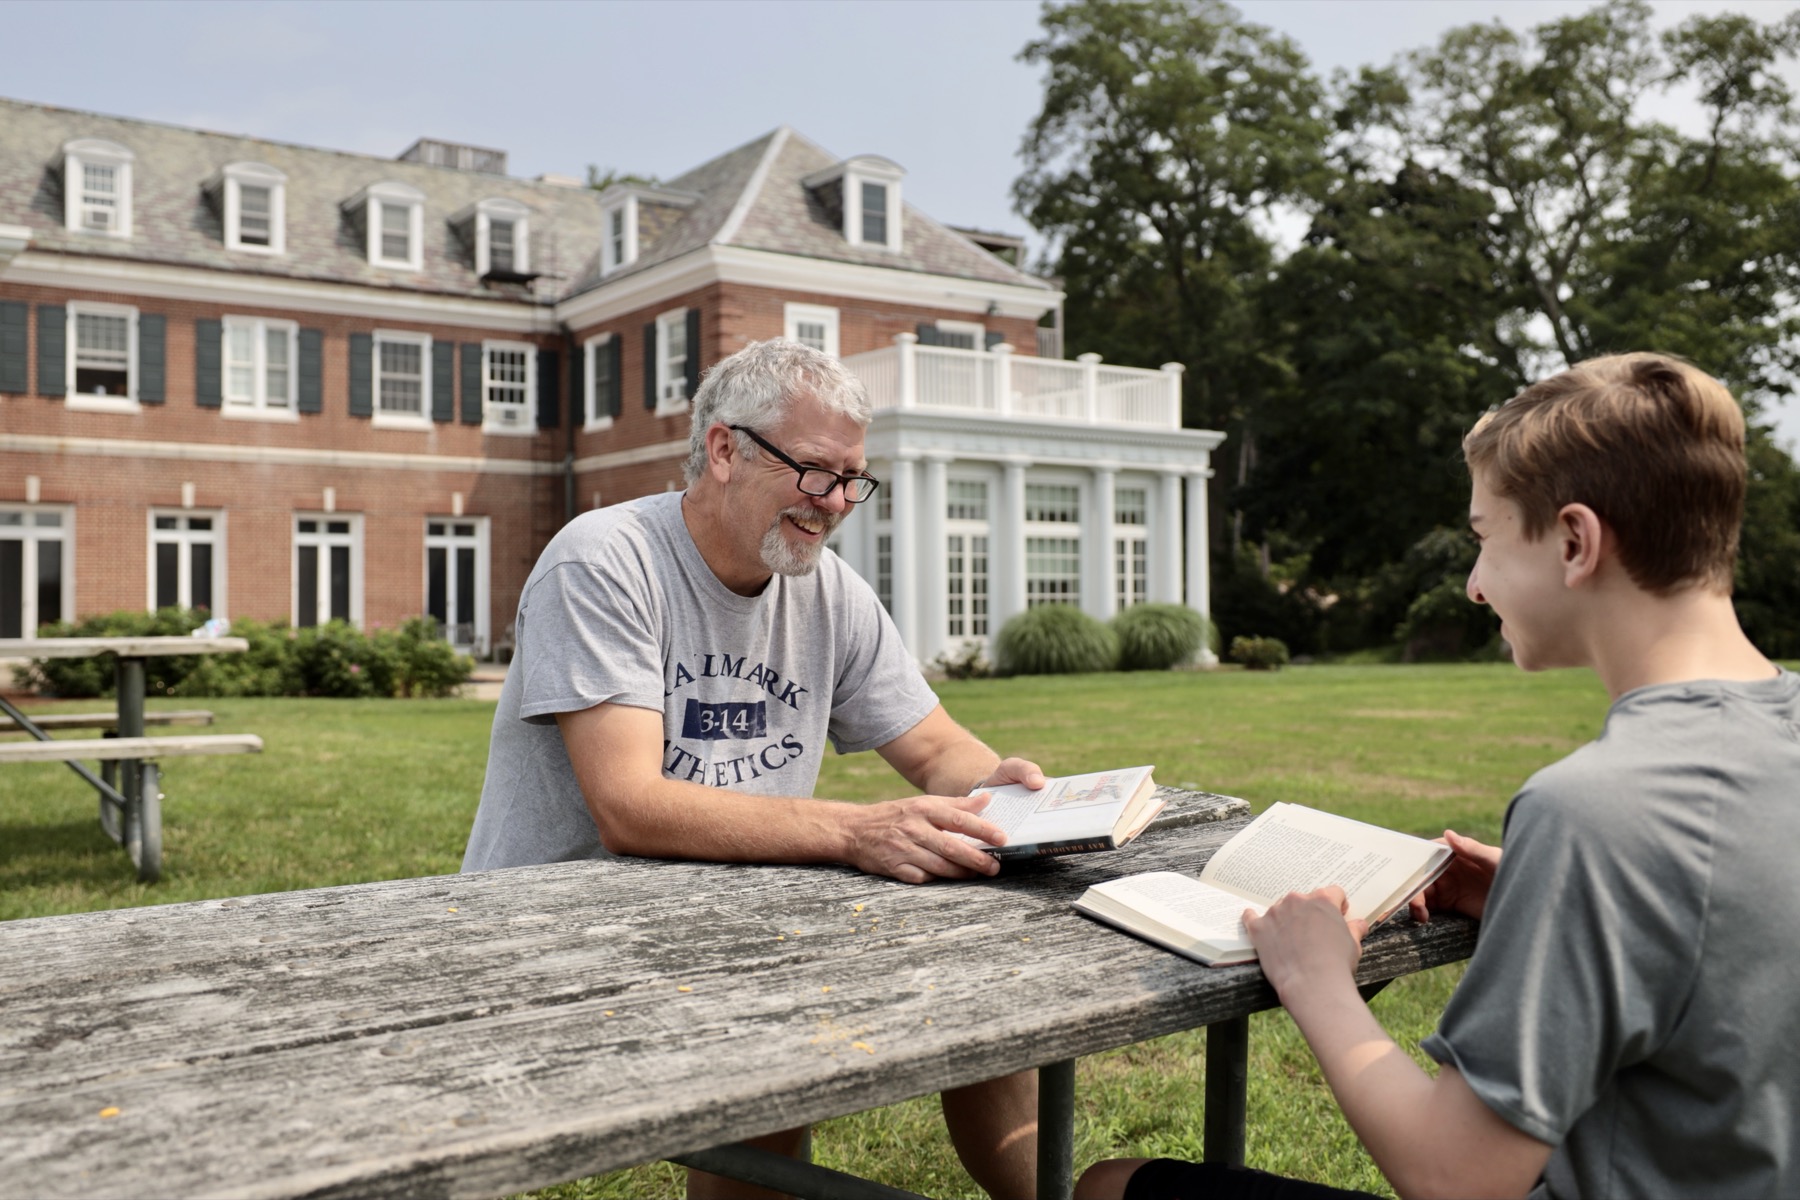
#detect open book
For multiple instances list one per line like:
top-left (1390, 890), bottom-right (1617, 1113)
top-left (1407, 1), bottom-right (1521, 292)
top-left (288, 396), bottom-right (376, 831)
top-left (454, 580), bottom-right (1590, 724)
top-left (967, 765), bottom-right (1163, 860)
top-left (1073, 802), bottom-right (1452, 965)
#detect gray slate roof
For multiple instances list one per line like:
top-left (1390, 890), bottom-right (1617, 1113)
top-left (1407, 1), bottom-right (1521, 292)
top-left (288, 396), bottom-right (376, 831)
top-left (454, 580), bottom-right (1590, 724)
top-left (0, 98), bottom-right (603, 304)
top-left (0, 100), bottom-right (1046, 307)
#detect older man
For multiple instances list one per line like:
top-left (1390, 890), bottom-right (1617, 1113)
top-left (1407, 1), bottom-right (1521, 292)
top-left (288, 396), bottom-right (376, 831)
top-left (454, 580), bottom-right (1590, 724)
top-left (463, 338), bottom-right (1041, 1199)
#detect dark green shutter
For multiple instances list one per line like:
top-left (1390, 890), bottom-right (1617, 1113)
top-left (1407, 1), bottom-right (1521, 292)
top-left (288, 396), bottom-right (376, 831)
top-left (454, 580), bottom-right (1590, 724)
top-left (0, 302), bottom-right (26, 393)
top-left (460, 343), bottom-right (481, 424)
top-left (194, 318), bottom-right (222, 408)
top-left (684, 308), bottom-right (701, 401)
top-left (606, 337), bottom-right (623, 419)
top-left (432, 341), bottom-right (454, 422)
top-left (536, 348), bottom-right (559, 429)
top-left (643, 322), bottom-right (657, 410)
top-left (348, 333), bottom-right (372, 418)
top-left (914, 322), bottom-right (941, 346)
top-left (38, 305), bottom-right (66, 397)
top-left (568, 342), bottom-right (583, 424)
top-left (138, 314), bottom-right (166, 403)
top-left (297, 329), bottom-right (323, 414)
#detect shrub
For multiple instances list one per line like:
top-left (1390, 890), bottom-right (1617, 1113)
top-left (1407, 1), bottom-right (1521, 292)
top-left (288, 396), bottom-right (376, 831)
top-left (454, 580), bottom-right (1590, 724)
top-left (1230, 635), bottom-right (1290, 671)
top-left (15, 611), bottom-right (473, 699)
top-left (929, 639), bottom-right (991, 681)
top-left (1113, 604), bottom-right (1213, 671)
top-left (993, 605), bottom-right (1118, 676)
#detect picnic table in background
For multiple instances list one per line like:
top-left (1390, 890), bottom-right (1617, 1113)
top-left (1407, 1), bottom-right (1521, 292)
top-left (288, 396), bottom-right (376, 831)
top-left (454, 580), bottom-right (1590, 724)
top-left (0, 788), bottom-right (1476, 1200)
top-left (0, 635), bottom-right (262, 881)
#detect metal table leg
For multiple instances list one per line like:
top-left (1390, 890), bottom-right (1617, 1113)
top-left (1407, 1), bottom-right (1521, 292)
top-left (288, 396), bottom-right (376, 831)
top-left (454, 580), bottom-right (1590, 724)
top-left (115, 657), bottom-right (159, 881)
top-left (1204, 1016), bottom-right (1249, 1165)
top-left (1039, 1058), bottom-right (1076, 1200)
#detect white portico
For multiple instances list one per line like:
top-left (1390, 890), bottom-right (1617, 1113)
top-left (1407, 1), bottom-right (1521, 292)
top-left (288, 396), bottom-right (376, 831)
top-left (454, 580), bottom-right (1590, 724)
top-left (835, 335), bottom-right (1224, 665)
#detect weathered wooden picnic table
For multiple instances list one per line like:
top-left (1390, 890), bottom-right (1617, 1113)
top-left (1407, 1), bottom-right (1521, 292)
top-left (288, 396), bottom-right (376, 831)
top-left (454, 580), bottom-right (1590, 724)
top-left (0, 789), bottom-right (1477, 1200)
top-left (0, 635), bottom-right (262, 881)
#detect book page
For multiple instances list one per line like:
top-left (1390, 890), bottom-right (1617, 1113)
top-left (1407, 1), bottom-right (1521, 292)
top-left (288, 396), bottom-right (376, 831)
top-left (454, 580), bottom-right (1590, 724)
top-left (962, 767), bottom-right (1153, 845)
top-left (1198, 803), bottom-right (1441, 919)
top-left (1086, 872), bottom-right (1264, 948)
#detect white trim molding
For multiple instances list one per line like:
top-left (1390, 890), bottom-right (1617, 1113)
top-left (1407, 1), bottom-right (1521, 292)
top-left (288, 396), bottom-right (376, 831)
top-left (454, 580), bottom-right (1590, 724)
top-left (0, 224), bottom-right (32, 273)
top-left (1, 432), bottom-right (555, 475)
top-left (216, 162), bottom-right (287, 255)
top-left (346, 181), bottom-right (426, 272)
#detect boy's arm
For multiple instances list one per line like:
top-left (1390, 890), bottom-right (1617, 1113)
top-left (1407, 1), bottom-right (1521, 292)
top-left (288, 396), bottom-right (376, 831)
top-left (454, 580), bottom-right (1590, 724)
top-left (1248, 888), bottom-right (1552, 1199)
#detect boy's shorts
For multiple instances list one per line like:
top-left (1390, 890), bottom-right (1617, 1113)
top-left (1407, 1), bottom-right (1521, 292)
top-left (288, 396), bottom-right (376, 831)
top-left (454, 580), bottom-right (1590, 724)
top-left (1122, 1159), bottom-right (1380, 1200)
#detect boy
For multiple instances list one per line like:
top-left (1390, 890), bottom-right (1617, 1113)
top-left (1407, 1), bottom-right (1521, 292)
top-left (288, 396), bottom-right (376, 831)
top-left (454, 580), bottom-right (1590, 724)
top-left (1078, 353), bottom-right (1800, 1199)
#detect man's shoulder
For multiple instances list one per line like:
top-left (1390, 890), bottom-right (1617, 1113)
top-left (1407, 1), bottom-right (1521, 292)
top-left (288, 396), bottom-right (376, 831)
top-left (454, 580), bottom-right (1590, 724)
top-left (538, 494), bottom-right (682, 571)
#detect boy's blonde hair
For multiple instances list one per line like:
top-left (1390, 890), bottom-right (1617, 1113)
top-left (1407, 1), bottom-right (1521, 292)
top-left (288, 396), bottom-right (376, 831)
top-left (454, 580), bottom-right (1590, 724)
top-left (1462, 352), bottom-right (1746, 594)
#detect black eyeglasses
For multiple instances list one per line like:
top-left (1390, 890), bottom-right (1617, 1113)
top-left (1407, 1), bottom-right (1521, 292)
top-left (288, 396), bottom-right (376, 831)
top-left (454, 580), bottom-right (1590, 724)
top-left (729, 425), bottom-right (881, 503)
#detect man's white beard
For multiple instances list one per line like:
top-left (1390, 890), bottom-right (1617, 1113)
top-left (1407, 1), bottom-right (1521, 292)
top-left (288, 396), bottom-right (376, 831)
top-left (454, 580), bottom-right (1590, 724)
top-left (760, 504), bottom-right (841, 575)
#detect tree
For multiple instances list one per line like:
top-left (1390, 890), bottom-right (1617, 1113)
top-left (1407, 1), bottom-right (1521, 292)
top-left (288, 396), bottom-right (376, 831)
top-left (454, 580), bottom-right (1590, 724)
top-left (1014, 0), bottom-right (1329, 431)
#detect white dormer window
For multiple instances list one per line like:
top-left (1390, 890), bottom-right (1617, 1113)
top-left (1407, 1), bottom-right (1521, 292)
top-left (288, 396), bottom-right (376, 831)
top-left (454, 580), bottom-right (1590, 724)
top-left (347, 181), bottom-right (426, 271)
top-left (805, 155), bottom-right (904, 253)
top-left (62, 139), bottom-right (135, 238)
top-left (219, 162), bottom-right (287, 254)
top-left (602, 197), bottom-right (637, 275)
top-left (457, 198), bottom-right (531, 278)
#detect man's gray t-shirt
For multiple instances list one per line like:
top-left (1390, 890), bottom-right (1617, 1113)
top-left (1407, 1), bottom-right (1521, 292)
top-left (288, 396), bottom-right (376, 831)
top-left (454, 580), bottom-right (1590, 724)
top-left (463, 491), bottom-right (939, 871)
top-left (1422, 670), bottom-right (1800, 1198)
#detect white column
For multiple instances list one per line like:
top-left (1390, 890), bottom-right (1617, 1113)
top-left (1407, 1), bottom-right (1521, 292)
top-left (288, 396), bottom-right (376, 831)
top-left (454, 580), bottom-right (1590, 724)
top-left (1186, 463), bottom-right (1216, 665)
top-left (1160, 361), bottom-right (1186, 428)
top-left (996, 459), bottom-right (1029, 633)
top-left (1078, 352), bottom-right (1101, 423)
top-left (921, 454), bottom-right (950, 664)
top-left (1090, 465), bottom-right (1117, 620)
top-left (1157, 471), bottom-right (1183, 604)
top-left (993, 342), bottom-right (1014, 418)
top-left (890, 455), bottom-right (919, 656)
top-left (896, 332), bottom-right (918, 409)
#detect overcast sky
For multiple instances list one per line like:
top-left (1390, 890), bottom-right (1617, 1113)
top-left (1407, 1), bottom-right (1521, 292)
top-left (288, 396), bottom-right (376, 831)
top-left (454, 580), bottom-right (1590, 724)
top-left (7, 0), bottom-right (1800, 442)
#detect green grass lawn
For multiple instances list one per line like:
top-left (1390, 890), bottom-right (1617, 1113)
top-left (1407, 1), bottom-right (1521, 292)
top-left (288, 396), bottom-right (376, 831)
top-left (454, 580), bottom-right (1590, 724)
top-left (0, 664), bottom-right (1612, 1198)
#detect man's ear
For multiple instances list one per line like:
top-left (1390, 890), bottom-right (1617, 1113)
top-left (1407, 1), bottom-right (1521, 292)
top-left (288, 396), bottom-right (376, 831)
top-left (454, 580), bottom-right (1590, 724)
top-left (1557, 503), bottom-right (1607, 587)
top-left (705, 423), bottom-right (737, 485)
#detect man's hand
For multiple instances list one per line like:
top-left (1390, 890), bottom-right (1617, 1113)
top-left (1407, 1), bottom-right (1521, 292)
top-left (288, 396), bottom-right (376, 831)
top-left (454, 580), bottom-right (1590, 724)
top-left (976, 757), bottom-right (1047, 792)
top-left (1408, 829), bottom-right (1501, 923)
top-left (1244, 886), bottom-right (1367, 1000)
top-left (844, 793), bottom-right (1009, 884)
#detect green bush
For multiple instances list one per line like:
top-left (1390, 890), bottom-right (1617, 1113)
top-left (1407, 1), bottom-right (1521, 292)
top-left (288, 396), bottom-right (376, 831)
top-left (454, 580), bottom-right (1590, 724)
top-left (1230, 635), bottom-right (1290, 671)
top-left (15, 611), bottom-right (473, 699)
top-left (993, 604), bottom-right (1118, 676)
top-left (1112, 603), bottom-right (1213, 671)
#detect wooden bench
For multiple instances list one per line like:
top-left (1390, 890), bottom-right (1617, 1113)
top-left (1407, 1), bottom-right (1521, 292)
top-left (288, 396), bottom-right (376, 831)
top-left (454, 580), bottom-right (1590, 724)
top-left (0, 708), bottom-right (214, 733)
top-left (0, 733), bottom-right (261, 763)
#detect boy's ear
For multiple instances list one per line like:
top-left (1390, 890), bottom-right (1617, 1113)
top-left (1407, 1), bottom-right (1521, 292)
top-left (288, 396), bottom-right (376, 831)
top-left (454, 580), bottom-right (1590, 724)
top-left (1558, 503), bottom-right (1607, 587)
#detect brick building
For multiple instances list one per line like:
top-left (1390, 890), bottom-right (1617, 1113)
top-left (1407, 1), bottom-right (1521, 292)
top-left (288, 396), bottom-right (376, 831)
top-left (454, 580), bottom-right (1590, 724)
top-left (0, 99), bottom-right (1222, 663)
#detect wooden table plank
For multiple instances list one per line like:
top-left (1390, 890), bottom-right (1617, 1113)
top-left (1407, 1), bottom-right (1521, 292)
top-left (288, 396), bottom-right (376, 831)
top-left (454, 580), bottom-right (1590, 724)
top-left (0, 636), bottom-right (250, 659)
top-left (0, 709), bottom-right (215, 732)
top-left (0, 793), bottom-right (1475, 1200)
top-left (0, 734), bottom-right (262, 762)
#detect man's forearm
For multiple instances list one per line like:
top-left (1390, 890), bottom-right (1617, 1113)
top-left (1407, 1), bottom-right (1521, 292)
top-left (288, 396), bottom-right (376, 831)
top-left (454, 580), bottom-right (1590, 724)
top-left (591, 778), bottom-right (856, 865)
top-left (916, 739), bottom-right (1001, 798)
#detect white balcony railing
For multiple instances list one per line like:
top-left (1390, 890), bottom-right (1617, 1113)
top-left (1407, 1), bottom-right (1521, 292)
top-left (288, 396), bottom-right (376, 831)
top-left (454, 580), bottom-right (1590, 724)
top-left (841, 334), bottom-right (1184, 429)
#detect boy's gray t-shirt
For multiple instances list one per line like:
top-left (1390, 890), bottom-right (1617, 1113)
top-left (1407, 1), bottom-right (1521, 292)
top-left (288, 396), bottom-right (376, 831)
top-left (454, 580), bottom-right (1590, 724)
top-left (463, 491), bottom-right (939, 871)
top-left (1423, 670), bottom-right (1800, 1199)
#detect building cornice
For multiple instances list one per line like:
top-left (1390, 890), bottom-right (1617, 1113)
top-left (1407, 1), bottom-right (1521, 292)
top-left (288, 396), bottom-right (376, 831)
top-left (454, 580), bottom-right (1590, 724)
top-left (1, 251), bottom-right (558, 334)
top-left (0, 224), bottom-right (32, 273)
top-left (556, 243), bottom-right (1061, 330)
top-left (864, 409), bottom-right (1223, 469)
top-left (571, 438), bottom-right (688, 475)
top-left (0, 433), bottom-right (558, 476)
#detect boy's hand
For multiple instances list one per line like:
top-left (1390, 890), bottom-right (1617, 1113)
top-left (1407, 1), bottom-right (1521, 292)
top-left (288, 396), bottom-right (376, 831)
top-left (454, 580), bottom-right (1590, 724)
top-left (1409, 830), bottom-right (1502, 923)
top-left (1244, 886), bottom-right (1368, 1000)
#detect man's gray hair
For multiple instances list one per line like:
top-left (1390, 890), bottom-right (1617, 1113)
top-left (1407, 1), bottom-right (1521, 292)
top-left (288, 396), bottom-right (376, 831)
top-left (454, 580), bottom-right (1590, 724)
top-left (683, 339), bottom-right (873, 484)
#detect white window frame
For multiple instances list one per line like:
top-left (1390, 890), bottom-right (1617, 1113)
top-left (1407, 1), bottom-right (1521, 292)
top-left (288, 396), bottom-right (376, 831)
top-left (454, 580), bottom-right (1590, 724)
top-left (945, 477), bottom-right (992, 643)
top-left (62, 138), bottom-right (134, 239)
top-left (221, 316), bottom-right (299, 421)
top-left (654, 308), bottom-right (690, 416)
top-left (65, 301), bottom-right (139, 413)
top-left (371, 329), bottom-right (433, 431)
top-left (784, 303), bottom-right (841, 357)
top-left (0, 504), bottom-right (75, 637)
top-left (601, 197), bottom-right (638, 275)
top-left (481, 339), bottom-right (536, 435)
top-left (843, 159), bottom-right (903, 252)
top-left (934, 319), bottom-right (987, 351)
top-left (292, 513), bottom-right (364, 629)
top-left (583, 332), bottom-right (616, 432)
top-left (147, 509), bottom-right (226, 617)
top-left (1025, 477), bottom-right (1084, 608)
top-left (466, 197), bottom-right (530, 277)
top-left (352, 181), bottom-right (426, 271)
top-left (423, 517), bottom-right (490, 656)
top-left (221, 162), bottom-right (287, 254)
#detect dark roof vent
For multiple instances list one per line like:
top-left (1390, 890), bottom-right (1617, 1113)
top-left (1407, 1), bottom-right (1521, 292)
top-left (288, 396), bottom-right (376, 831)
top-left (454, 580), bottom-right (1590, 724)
top-left (398, 138), bottom-right (507, 175)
